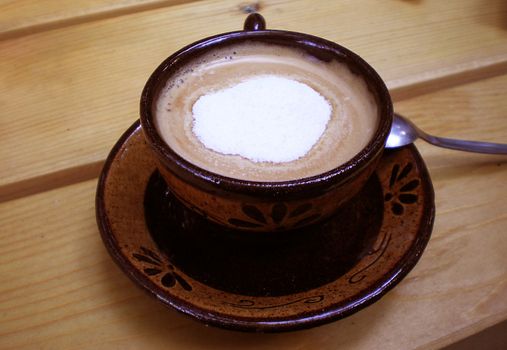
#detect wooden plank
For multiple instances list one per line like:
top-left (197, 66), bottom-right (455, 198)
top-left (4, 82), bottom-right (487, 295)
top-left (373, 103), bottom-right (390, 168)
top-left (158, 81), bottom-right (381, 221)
top-left (0, 88), bottom-right (506, 348)
top-left (391, 73), bottom-right (507, 348)
top-left (0, 0), bottom-right (200, 40)
top-left (396, 73), bottom-right (507, 148)
top-left (1, 0), bottom-right (507, 201)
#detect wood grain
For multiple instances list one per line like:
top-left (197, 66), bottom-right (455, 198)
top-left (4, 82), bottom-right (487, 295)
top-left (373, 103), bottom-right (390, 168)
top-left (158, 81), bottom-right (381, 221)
top-left (1, 72), bottom-right (507, 349)
top-left (394, 73), bottom-right (507, 348)
top-left (0, 0), bottom-right (200, 40)
top-left (396, 73), bottom-right (507, 146)
top-left (1, 0), bottom-right (507, 201)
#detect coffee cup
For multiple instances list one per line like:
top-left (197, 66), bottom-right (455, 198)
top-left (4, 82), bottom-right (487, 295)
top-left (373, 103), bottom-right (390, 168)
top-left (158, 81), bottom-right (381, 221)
top-left (140, 13), bottom-right (393, 232)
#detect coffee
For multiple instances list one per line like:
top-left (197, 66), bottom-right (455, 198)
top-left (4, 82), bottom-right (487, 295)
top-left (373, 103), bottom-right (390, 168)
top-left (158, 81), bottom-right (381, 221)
top-left (154, 42), bottom-right (378, 182)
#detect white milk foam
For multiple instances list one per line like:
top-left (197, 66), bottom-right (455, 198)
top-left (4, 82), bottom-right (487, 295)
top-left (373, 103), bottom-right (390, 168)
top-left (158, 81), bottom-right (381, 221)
top-left (192, 75), bottom-right (332, 163)
top-left (154, 42), bottom-right (378, 182)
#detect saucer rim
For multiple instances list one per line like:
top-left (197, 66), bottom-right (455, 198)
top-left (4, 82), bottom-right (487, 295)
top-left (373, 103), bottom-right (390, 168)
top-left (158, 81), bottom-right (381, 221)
top-left (96, 120), bottom-right (435, 332)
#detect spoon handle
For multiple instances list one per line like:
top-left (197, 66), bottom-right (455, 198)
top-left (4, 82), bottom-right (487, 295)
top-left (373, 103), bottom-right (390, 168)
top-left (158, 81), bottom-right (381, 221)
top-left (421, 133), bottom-right (507, 154)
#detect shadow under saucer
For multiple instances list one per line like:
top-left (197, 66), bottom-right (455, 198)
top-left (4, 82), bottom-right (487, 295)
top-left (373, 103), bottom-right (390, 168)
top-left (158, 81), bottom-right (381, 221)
top-left (145, 170), bottom-right (382, 297)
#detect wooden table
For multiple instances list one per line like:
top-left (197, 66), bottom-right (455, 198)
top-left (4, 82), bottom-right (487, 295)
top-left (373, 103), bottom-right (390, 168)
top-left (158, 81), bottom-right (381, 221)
top-left (1, 1), bottom-right (506, 348)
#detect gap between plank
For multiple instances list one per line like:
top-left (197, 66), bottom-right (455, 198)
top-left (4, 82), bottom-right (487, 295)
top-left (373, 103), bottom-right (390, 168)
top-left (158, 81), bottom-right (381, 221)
top-left (0, 161), bottom-right (104, 202)
top-left (390, 57), bottom-right (507, 101)
top-left (0, 0), bottom-right (201, 41)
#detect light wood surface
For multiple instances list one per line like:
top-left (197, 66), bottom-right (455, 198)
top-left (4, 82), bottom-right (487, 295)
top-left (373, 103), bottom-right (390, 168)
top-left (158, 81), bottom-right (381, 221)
top-left (2, 0), bottom-right (507, 200)
top-left (0, 0), bottom-right (198, 39)
top-left (1, 0), bottom-right (506, 348)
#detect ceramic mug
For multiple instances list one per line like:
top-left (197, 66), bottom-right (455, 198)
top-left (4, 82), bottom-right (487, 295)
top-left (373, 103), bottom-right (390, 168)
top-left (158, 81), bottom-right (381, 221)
top-left (140, 13), bottom-right (393, 232)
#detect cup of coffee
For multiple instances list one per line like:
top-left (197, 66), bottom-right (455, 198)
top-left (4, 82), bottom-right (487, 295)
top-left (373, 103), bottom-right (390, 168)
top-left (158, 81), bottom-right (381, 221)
top-left (140, 13), bottom-right (393, 232)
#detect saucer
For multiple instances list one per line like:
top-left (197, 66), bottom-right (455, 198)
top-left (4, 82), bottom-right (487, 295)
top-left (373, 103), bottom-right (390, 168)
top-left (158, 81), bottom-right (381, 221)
top-left (96, 121), bottom-right (435, 332)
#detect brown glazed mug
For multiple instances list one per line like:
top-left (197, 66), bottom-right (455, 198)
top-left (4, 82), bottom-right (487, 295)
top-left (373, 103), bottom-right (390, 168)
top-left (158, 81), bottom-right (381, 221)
top-left (140, 13), bottom-right (393, 232)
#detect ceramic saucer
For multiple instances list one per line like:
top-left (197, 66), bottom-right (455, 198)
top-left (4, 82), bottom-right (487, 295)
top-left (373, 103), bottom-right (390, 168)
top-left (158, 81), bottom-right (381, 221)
top-left (96, 121), bottom-right (435, 332)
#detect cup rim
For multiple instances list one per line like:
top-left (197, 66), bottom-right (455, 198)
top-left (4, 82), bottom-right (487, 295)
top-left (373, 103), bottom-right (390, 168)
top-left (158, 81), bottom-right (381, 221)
top-left (140, 29), bottom-right (393, 197)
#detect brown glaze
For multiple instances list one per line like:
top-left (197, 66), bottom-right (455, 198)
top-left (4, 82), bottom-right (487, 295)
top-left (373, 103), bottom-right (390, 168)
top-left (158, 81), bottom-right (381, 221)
top-left (243, 13), bottom-right (266, 31)
top-left (156, 159), bottom-right (376, 231)
top-left (96, 121), bottom-right (435, 332)
top-left (139, 13), bottom-right (393, 232)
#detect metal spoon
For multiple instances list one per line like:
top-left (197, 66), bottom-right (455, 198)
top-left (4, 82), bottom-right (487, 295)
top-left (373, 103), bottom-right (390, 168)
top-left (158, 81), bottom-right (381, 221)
top-left (386, 113), bottom-right (507, 154)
